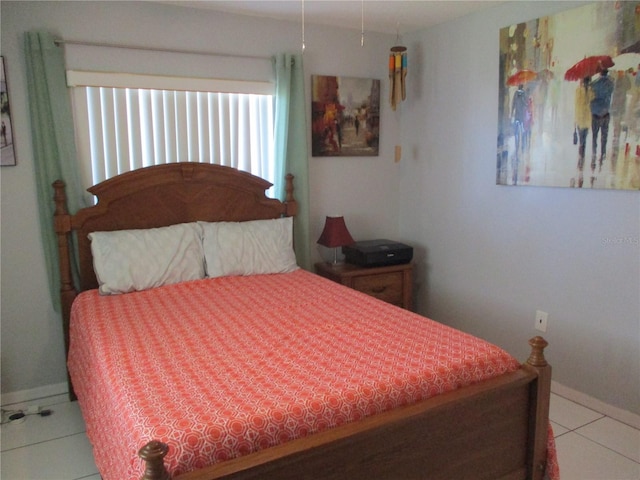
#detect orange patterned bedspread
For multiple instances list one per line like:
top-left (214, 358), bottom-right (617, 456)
top-left (68, 269), bottom-right (525, 480)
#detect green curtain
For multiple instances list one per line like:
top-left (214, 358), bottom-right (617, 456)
top-left (273, 53), bottom-right (311, 270)
top-left (24, 31), bottom-right (84, 312)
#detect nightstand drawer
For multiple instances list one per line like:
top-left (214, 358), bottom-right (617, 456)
top-left (353, 272), bottom-right (403, 305)
top-left (314, 262), bottom-right (412, 310)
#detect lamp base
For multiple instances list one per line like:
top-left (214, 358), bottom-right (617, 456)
top-left (330, 247), bottom-right (345, 267)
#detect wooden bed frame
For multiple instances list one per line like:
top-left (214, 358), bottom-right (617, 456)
top-left (53, 163), bottom-right (551, 480)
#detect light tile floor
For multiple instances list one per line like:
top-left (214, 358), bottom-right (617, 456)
top-left (550, 394), bottom-right (640, 479)
top-left (1, 393), bottom-right (638, 479)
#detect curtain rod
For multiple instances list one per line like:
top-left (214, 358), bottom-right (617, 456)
top-left (54, 38), bottom-right (272, 62)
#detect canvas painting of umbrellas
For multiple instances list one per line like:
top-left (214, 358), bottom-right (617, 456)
top-left (0, 57), bottom-right (15, 166)
top-left (311, 75), bottom-right (380, 157)
top-left (497, 1), bottom-right (640, 190)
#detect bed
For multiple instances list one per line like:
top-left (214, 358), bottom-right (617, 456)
top-left (53, 163), bottom-right (558, 480)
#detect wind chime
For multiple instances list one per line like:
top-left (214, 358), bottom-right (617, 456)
top-left (389, 44), bottom-right (407, 110)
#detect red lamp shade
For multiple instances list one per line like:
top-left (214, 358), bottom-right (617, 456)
top-left (317, 216), bottom-right (355, 248)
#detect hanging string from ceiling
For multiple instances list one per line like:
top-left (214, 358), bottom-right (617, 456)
top-left (301, 0), bottom-right (365, 51)
top-left (389, 25), bottom-right (407, 110)
top-left (361, 0), bottom-right (365, 47)
top-left (301, 0), bottom-right (306, 53)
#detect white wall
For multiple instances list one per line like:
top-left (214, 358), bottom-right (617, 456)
top-left (400, 1), bottom-right (639, 416)
top-left (0, 0), bottom-right (401, 399)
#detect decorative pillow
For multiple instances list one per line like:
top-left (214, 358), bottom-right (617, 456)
top-left (200, 217), bottom-right (298, 278)
top-left (89, 222), bottom-right (205, 295)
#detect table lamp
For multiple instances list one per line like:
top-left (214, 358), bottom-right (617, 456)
top-left (317, 215), bottom-right (355, 266)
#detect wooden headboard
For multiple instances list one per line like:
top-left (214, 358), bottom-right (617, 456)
top-left (53, 163), bottom-right (297, 391)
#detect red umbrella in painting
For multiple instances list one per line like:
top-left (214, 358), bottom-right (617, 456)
top-left (506, 69), bottom-right (537, 86)
top-left (564, 55), bottom-right (615, 81)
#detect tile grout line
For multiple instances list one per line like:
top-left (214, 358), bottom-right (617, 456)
top-left (73, 475), bottom-right (99, 480)
top-left (553, 414), bottom-right (640, 466)
top-left (0, 430), bottom-right (88, 454)
top-left (571, 428), bottom-right (640, 465)
top-left (550, 388), bottom-right (640, 430)
top-left (551, 413), bottom-right (606, 435)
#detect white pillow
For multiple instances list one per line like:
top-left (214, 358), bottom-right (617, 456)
top-left (89, 222), bottom-right (205, 295)
top-left (200, 217), bottom-right (298, 278)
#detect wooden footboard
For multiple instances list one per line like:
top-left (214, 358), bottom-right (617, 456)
top-left (140, 337), bottom-right (551, 480)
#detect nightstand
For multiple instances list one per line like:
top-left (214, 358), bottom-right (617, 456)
top-left (314, 262), bottom-right (413, 310)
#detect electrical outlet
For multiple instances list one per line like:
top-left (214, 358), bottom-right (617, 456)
top-left (535, 310), bottom-right (548, 332)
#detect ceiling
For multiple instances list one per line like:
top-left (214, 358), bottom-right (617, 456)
top-left (165, 1), bottom-right (506, 36)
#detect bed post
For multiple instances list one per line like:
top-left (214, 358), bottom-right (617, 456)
top-left (284, 173), bottom-right (298, 217)
top-left (53, 180), bottom-right (79, 400)
top-left (523, 336), bottom-right (552, 480)
top-left (139, 441), bottom-right (171, 480)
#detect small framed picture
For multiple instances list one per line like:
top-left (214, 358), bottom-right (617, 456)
top-left (311, 75), bottom-right (380, 157)
top-left (1, 56), bottom-right (16, 166)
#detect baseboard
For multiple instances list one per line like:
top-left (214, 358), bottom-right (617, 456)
top-left (1, 382), bottom-right (68, 407)
top-left (551, 380), bottom-right (640, 429)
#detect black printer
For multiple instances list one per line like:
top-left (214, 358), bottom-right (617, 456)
top-left (343, 239), bottom-right (413, 267)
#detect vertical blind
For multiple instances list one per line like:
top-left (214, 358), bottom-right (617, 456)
top-left (68, 71), bottom-right (275, 198)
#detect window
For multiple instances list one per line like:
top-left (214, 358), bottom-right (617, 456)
top-left (68, 71), bottom-right (275, 198)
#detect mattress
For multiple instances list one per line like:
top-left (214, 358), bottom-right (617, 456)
top-left (68, 269), bottom-right (522, 479)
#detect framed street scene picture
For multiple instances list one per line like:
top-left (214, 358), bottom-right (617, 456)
top-left (311, 75), bottom-right (380, 157)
